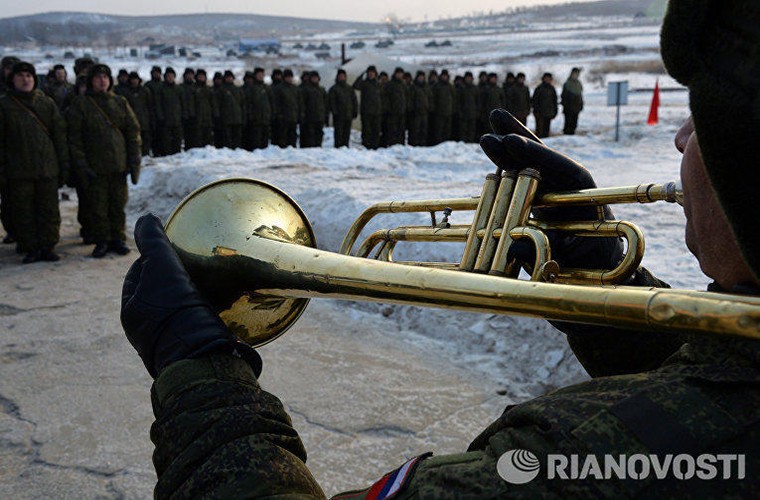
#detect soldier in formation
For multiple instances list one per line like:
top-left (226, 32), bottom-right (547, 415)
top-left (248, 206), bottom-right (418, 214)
top-left (121, 2), bottom-right (760, 497)
top-left (273, 69), bottom-right (300, 148)
top-left (561, 67), bottom-right (584, 135)
top-left (0, 61), bottom-right (67, 263)
top-left (532, 72), bottom-right (558, 138)
top-left (352, 65), bottom-right (382, 149)
top-left (243, 67), bottom-right (273, 151)
top-left (328, 69), bottom-right (357, 148)
top-left (300, 71), bottom-right (327, 148)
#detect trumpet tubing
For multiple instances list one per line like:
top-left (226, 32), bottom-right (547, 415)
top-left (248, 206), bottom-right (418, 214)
top-left (165, 178), bottom-right (760, 348)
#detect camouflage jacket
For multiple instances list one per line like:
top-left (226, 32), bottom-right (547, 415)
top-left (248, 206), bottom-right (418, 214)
top-left (352, 77), bottom-right (382, 117)
top-left (432, 81), bottom-right (455, 117)
top-left (43, 80), bottom-right (74, 110)
top-left (506, 83), bottom-right (531, 118)
top-left (561, 78), bottom-right (584, 114)
top-left (217, 83), bottom-right (245, 126)
top-left (66, 91), bottom-right (141, 175)
top-left (273, 82), bottom-right (302, 124)
top-left (458, 82), bottom-right (479, 120)
top-left (480, 84), bottom-right (505, 123)
top-left (245, 81), bottom-right (274, 125)
top-left (126, 85), bottom-right (152, 132)
top-left (302, 83), bottom-right (328, 123)
top-left (181, 82), bottom-right (197, 120)
top-left (148, 274), bottom-right (760, 498)
top-left (155, 82), bottom-right (184, 128)
top-left (195, 83), bottom-right (214, 128)
top-left (385, 79), bottom-right (407, 116)
top-left (328, 81), bottom-right (358, 121)
top-left (532, 82), bottom-right (558, 119)
top-left (0, 89), bottom-right (68, 180)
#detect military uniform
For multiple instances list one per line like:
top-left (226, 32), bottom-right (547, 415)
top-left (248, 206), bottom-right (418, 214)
top-left (561, 76), bottom-right (584, 135)
top-left (126, 82), bottom-right (153, 156)
top-left (328, 79), bottom-right (358, 148)
top-left (458, 80), bottom-right (479, 143)
top-left (273, 80), bottom-right (301, 148)
top-left (66, 90), bottom-right (141, 246)
top-left (147, 271), bottom-right (760, 498)
top-left (431, 79), bottom-right (455, 145)
top-left (479, 82), bottom-right (505, 138)
top-left (43, 79), bottom-right (74, 110)
top-left (181, 80), bottom-right (200, 149)
top-left (144, 75), bottom-right (163, 155)
top-left (218, 81), bottom-right (245, 149)
top-left (506, 81), bottom-right (531, 126)
top-left (195, 80), bottom-right (214, 148)
top-left (407, 78), bottom-right (430, 147)
top-left (385, 77), bottom-right (407, 146)
top-left (300, 80), bottom-right (327, 148)
top-left (532, 82), bottom-right (558, 139)
top-left (155, 80), bottom-right (184, 155)
top-left (353, 75), bottom-right (382, 150)
top-left (0, 88), bottom-right (67, 257)
top-left (244, 79), bottom-right (274, 150)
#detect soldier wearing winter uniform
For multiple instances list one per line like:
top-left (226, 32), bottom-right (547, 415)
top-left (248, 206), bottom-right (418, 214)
top-left (300, 71), bottom-right (327, 148)
top-left (385, 67), bottom-right (407, 146)
top-left (476, 70), bottom-right (489, 136)
top-left (270, 69), bottom-right (283, 147)
top-left (126, 72), bottom-right (152, 157)
top-left (479, 73), bottom-right (505, 140)
top-left (144, 66), bottom-right (163, 155)
top-left (155, 67), bottom-right (183, 155)
top-left (0, 62), bottom-right (68, 263)
top-left (43, 64), bottom-right (74, 110)
top-left (114, 69), bottom-right (130, 98)
top-left (407, 71), bottom-right (431, 147)
top-left (66, 64), bottom-right (141, 258)
top-left (180, 68), bottom-right (200, 149)
top-left (458, 72), bottom-right (479, 143)
top-left (328, 69), bottom-right (358, 148)
top-left (194, 69), bottom-right (214, 148)
top-left (426, 70), bottom-right (438, 146)
top-left (352, 65), bottom-right (382, 150)
top-left (561, 67), bottom-right (584, 135)
top-left (123, 3), bottom-right (760, 497)
top-left (430, 70), bottom-right (455, 145)
top-left (273, 69), bottom-right (300, 148)
top-left (532, 72), bottom-right (558, 138)
top-left (211, 72), bottom-right (224, 148)
top-left (0, 56), bottom-right (21, 244)
top-left (506, 72), bottom-right (532, 126)
top-left (241, 68), bottom-right (272, 151)
top-left (218, 71), bottom-right (245, 149)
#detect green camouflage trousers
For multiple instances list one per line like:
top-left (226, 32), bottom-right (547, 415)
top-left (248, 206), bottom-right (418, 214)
top-left (82, 172), bottom-right (127, 242)
top-left (7, 178), bottom-right (60, 252)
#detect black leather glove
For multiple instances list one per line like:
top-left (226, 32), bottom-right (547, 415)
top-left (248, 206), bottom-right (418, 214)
top-left (121, 214), bottom-right (262, 378)
top-left (480, 109), bottom-right (623, 270)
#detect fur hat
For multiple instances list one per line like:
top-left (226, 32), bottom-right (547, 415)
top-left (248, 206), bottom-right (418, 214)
top-left (128, 71), bottom-right (141, 82)
top-left (7, 61), bottom-right (37, 90)
top-left (164, 67), bottom-right (176, 76)
top-left (661, 0), bottom-right (760, 279)
top-left (223, 70), bottom-right (234, 79)
top-left (87, 64), bottom-right (113, 91)
top-left (283, 69), bottom-right (294, 78)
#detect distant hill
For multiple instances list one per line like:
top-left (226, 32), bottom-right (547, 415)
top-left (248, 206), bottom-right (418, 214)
top-left (0, 12), bottom-right (377, 46)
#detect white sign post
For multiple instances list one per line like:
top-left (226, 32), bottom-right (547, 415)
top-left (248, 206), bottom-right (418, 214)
top-left (607, 81), bottom-right (629, 142)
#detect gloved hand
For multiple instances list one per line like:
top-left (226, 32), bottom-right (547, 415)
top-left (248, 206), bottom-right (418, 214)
top-left (480, 109), bottom-right (623, 270)
top-left (121, 214), bottom-right (262, 378)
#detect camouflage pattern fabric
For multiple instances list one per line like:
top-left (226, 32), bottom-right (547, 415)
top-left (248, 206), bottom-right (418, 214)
top-left (149, 268), bottom-right (760, 498)
top-left (195, 83), bottom-right (214, 148)
top-left (7, 178), bottom-right (60, 252)
top-left (506, 83), bottom-right (531, 125)
top-left (301, 82), bottom-right (327, 148)
top-left (125, 85), bottom-right (152, 156)
top-left (328, 81), bottom-right (357, 148)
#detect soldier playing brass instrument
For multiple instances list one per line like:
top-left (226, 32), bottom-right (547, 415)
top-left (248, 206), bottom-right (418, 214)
top-left (122, 1), bottom-right (760, 497)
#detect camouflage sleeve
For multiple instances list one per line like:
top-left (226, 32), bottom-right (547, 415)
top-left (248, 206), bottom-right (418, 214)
top-left (154, 87), bottom-right (165, 123)
top-left (550, 267), bottom-right (684, 378)
top-left (150, 353), bottom-right (325, 499)
top-left (51, 103), bottom-right (68, 170)
top-left (122, 99), bottom-right (142, 168)
top-left (65, 99), bottom-right (87, 168)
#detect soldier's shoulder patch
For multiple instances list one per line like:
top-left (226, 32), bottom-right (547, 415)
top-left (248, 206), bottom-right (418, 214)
top-left (332, 453), bottom-right (431, 500)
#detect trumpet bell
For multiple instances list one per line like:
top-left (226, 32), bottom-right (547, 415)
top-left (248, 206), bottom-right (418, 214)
top-left (164, 178), bottom-right (316, 347)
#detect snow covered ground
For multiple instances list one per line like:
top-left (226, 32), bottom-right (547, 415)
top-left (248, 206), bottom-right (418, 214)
top-left (1, 13), bottom-right (707, 496)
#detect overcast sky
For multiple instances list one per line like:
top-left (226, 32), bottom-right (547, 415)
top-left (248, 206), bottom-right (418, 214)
top-left (0, 0), bottom-right (593, 23)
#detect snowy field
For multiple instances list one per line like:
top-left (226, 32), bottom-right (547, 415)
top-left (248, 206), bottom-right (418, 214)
top-left (0, 14), bottom-right (707, 496)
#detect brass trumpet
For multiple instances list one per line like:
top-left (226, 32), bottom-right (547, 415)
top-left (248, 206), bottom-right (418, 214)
top-left (164, 176), bottom-right (759, 348)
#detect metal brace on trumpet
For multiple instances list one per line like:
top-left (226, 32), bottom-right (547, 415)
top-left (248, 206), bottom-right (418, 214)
top-left (121, 1), bottom-right (760, 496)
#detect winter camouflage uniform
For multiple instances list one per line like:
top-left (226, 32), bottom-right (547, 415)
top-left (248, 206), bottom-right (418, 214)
top-left (458, 80), bottom-right (479, 143)
top-left (352, 75), bottom-right (382, 150)
top-left (155, 81), bottom-right (184, 155)
top-left (147, 270), bottom-right (760, 498)
top-left (244, 80), bottom-right (274, 150)
top-left (195, 81), bottom-right (214, 148)
top-left (532, 82), bottom-right (558, 139)
top-left (407, 79), bottom-right (431, 147)
top-left (506, 81), bottom-right (531, 126)
top-left (66, 90), bottom-right (141, 243)
top-left (328, 79), bottom-right (357, 148)
top-left (126, 84), bottom-right (153, 156)
top-left (300, 81), bottom-right (327, 148)
top-left (561, 76), bottom-right (584, 135)
top-left (384, 77), bottom-right (407, 146)
top-left (430, 79), bottom-right (455, 145)
top-left (43, 79), bottom-right (74, 110)
top-left (181, 81), bottom-right (200, 149)
top-left (144, 77), bottom-right (163, 155)
top-left (0, 88), bottom-right (67, 253)
top-left (479, 82), bottom-right (505, 138)
top-left (273, 81), bottom-right (301, 148)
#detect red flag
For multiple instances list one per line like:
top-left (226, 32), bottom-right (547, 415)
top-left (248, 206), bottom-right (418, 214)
top-left (647, 78), bottom-right (660, 125)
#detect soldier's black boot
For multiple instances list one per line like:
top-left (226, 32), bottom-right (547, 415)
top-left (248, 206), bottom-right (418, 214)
top-left (92, 241), bottom-right (109, 258)
top-left (108, 240), bottom-right (130, 256)
top-left (41, 248), bottom-right (61, 262)
top-left (22, 249), bottom-right (42, 264)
